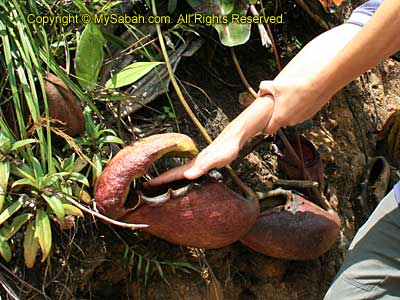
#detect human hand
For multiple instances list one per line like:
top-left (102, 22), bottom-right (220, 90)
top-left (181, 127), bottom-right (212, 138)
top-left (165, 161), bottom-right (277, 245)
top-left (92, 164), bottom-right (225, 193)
top-left (257, 23), bottom-right (365, 134)
top-left (258, 78), bottom-right (330, 135)
top-left (145, 96), bottom-right (275, 187)
top-left (144, 131), bottom-right (241, 187)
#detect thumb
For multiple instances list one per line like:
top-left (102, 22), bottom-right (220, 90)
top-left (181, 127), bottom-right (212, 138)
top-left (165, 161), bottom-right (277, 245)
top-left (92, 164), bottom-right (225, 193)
top-left (258, 80), bottom-right (276, 97)
top-left (263, 114), bottom-right (282, 135)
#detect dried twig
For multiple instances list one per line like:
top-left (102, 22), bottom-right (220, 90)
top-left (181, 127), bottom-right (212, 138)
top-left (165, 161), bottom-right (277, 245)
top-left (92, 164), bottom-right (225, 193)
top-left (293, 0), bottom-right (330, 30)
top-left (0, 262), bottom-right (52, 300)
top-left (257, 3), bottom-right (282, 70)
top-left (62, 194), bottom-right (148, 229)
top-left (249, 4), bottom-right (271, 47)
top-left (0, 272), bottom-right (19, 300)
top-left (273, 179), bottom-right (319, 189)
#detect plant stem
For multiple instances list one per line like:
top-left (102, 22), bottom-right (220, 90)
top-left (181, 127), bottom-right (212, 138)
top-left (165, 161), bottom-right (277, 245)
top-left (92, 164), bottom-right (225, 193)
top-left (151, 1), bottom-right (210, 144)
top-left (151, 0), bottom-right (256, 200)
top-left (62, 194), bottom-right (148, 229)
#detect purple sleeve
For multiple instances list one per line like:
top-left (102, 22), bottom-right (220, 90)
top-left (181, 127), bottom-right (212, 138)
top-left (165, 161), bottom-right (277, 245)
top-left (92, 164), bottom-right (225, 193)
top-left (353, 0), bottom-right (383, 16)
top-left (347, 0), bottom-right (383, 27)
top-left (395, 181), bottom-right (400, 205)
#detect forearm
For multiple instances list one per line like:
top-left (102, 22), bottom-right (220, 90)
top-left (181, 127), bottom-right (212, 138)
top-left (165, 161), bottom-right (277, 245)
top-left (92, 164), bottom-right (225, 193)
top-left (221, 96), bottom-right (274, 148)
top-left (311, 0), bottom-right (400, 99)
top-left (275, 24), bottom-right (362, 82)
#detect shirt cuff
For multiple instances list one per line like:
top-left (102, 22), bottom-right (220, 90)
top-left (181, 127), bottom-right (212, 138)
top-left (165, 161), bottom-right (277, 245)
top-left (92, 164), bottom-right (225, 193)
top-left (346, 12), bottom-right (372, 27)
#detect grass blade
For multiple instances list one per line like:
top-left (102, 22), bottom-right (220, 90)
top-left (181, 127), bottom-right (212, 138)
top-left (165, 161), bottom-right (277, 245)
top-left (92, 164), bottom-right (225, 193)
top-left (0, 161), bottom-right (10, 212)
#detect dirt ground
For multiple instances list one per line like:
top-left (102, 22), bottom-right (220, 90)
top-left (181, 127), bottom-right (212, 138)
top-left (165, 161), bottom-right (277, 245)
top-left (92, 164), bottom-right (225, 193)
top-left (72, 33), bottom-right (399, 300)
top-left (3, 1), bottom-right (400, 299)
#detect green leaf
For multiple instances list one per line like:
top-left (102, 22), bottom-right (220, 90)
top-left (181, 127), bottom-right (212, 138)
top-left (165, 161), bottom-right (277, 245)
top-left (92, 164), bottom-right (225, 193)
top-left (137, 254), bottom-right (143, 278)
top-left (94, 128), bottom-right (117, 139)
top-left (186, 0), bottom-right (251, 47)
top-left (0, 201), bottom-right (22, 226)
top-left (172, 261), bottom-right (200, 273)
top-left (40, 174), bottom-right (60, 189)
top-left (83, 106), bottom-right (96, 137)
top-left (144, 258), bottom-right (151, 286)
top-left (75, 23), bottom-right (105, 91)
top-left (12, 178), bottom-right (39, 190)
top-left (155, 261), bottom-right (166, 283)
top-left (0, 131), bottom-right (12, 154)
top-left (32, 156), bottom-right (44, 179)
top-left (72, 0), bottom-right (91, 14)
top-left (10, 138), bottom-right (37, 151)
top-left (98, 135), bottom-right (124, 145)
top-left (0, 239), bottom-right (11, 262)
top-left (105, 62), bottom-right (164, 89)
top-left (0, 161), bottom-right (10, 212)
top-left (56, 172), bottom-right (89, 186)
top-left (63, 204), bottom-right (84, 218)
top-left (185, 0), bottom-right (235, 15)
top-left (42, 194), bottom-right (65, 222)
top-left (213, 1), bottom-right (252, 47)
top-left (128, 252), bottom-right (135, 269)
top-left (168, 0), bottom-right (178, 13)
top-left (11, 164), bottom-right (35, 182)
top-left (214, 23), bottom-right (251, 47)
top-left (60, 154), bottom-right (76, 173)
top-left (92, 154), bottom-right (103, 184)
top-left (70, 172), bottom-right (90, 186)
top-left (73, 157), bottom-right (88, 173)
top-left (1, 213), bottom-right (33, 240)
top-left (24, 220), bottom-right (39, 268)
top-left (35, 209), bottom-right (52, 262)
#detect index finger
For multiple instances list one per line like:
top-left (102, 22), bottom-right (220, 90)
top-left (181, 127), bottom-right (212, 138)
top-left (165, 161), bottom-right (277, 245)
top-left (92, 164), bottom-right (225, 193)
top-left (143, 160), bottom-right (195, 188)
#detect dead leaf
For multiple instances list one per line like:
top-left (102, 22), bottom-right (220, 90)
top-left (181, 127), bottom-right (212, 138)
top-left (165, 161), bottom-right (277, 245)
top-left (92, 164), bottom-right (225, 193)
top-left (45, 73), bottom-right (85, 136)
top-left (239, 91), bottom-right (255, 109)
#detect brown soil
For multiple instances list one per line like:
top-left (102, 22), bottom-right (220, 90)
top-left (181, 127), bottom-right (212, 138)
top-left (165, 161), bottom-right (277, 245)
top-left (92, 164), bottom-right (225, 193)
top-left (69, 44), bottom-right (399, 300)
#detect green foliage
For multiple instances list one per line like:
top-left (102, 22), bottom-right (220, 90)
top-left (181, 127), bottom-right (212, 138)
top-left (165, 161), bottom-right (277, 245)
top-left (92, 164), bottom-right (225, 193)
top-left (159, 106), bottom-right (177, 121)
top-left (23, 220), bottom-right (40, 268)
top-left (122, 245), bottom-right (199, 286)
top-left (0, 0), bottom-right (100, 268)
top-left (0, 0), bottom-right (266, 274)
top-left (35, 209), bottom-right (52, 262)
top-left (295, 38), bottom-right (303, 49)
top-left (168, 0), bottom-right (178, 14)
top-left (68, 107), bottom-right (123, 184)
top-left (106, 62), bottom-right (164, 89)
top-left (75, 107), bottom-right (124, 153)
top-left (185, 0), bottom-right (255, 46)
top-left (75, 23), bottom-right (106, 91)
